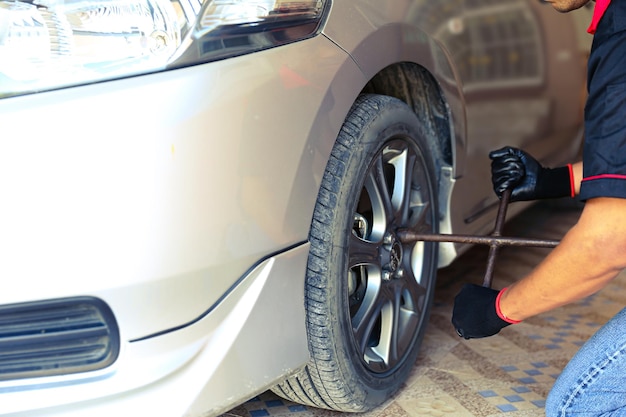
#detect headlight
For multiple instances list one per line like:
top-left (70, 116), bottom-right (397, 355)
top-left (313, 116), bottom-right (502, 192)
top-left (0, 0), bottom-right (329, 98)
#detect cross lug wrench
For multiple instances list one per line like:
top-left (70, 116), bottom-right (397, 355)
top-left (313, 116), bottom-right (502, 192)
top-left (397, 189), bottom-right (560, 288)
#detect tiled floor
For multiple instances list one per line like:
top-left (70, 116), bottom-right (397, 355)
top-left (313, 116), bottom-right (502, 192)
top-left (222, 200), bottom-right (626, 417)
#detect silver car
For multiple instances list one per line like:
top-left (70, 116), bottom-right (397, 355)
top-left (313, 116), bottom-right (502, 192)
top-left (0, 0), bottom-right (586, 416)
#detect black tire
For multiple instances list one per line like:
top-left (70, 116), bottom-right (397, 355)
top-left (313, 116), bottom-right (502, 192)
top-left (273, 94), bottom-right (439, 412)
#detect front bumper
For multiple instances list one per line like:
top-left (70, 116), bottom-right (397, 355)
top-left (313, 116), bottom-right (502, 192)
top-left (0, 243), bottom-right (310, 417)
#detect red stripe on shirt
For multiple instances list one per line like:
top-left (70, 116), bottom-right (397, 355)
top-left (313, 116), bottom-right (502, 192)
top-left (588, 0), bottom-right (611, 34)
top-left (567, 164), bottom-right (575, 197)
top-left (583, 174), bottom-right (626, 182)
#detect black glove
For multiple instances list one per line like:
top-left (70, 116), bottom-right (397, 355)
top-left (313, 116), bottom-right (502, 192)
top-left (489, 146), bottom-right (572, 202)
top-left (452, 284), bottom-right (517, 339)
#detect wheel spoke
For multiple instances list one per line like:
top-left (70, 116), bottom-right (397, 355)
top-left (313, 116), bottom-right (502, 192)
top-left (387, 144), bottom-right (417, 225)
top-left (368, 299), bottom-right (394, 366)
top-left (395, 292), bottom-right (420, 359)
top-left (351, 271), bottom-right (384, 354)
top-left (364, 155), bottom-right (394, 229)
top-left (348, 232), bottom-right (379, 269)
top-left (373, 282), bottom-right (422, 370)
top-left (352, 280), bottom-right (424, 371)
top-left (412, 199), bottom-right (432, 232)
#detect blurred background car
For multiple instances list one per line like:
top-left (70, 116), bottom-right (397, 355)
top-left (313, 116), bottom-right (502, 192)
top-left (0, 0), bottom-right (588, 416)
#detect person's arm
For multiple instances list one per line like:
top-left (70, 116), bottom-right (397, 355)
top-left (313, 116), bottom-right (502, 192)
top-left (499, 196), bottom-right (626, 321)
top-left (571, 160), bottom-right (583, 195)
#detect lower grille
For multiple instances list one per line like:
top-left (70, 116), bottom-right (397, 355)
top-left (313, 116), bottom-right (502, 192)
top-left (0, 297), bottom-right (120, 380)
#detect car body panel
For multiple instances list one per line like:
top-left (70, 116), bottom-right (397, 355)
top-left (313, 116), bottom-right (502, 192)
top-left (0, 34), bottom-right (361, 340)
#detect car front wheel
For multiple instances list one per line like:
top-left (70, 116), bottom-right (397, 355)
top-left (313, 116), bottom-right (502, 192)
top-left (273, 94), bottom-right (440, 412)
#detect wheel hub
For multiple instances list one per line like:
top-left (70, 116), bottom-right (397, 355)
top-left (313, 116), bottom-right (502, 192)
top-left (389, 240), bottom-right (402, 271)
top-left (381, 232), bottom-right (403, 280)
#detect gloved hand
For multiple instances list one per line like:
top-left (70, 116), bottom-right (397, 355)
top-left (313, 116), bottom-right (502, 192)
top-left (489, 146), bottom-right (573, 202)
top-left (452, 284), bottom-right (520, 339)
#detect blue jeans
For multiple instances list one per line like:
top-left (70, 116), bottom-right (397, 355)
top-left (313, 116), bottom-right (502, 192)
top-left (545, 307), bottom-right (626, 416)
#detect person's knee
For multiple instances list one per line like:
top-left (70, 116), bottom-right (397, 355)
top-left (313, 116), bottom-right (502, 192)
top-left (545, 385), bottom-right (566, 417)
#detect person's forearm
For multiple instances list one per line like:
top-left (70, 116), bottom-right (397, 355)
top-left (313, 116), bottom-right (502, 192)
top-left (499, 197), bottom-right (626, 321)
top-left (571, 161), bottom-right (582, 195)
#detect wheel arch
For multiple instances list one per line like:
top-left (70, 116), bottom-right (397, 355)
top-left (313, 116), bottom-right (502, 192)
top-left (323, 15), bottom-right (468, 178)
top-left (361, 63), bottom-right (452, 177)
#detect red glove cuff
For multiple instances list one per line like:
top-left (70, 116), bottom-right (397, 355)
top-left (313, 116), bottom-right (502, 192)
top-left (496, 288), bottom-right (522, 324)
